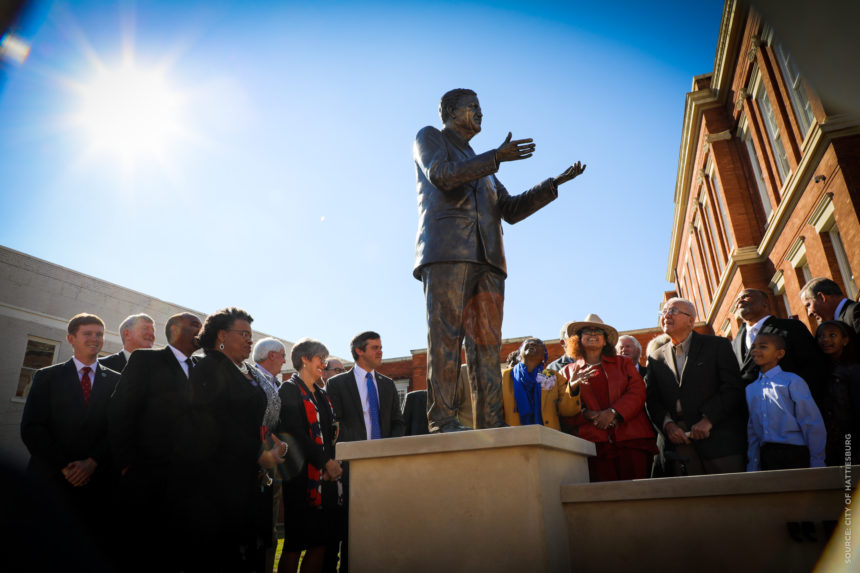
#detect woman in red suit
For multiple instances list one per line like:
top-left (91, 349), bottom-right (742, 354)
top-left (560, 314), bottom-right (657, 482)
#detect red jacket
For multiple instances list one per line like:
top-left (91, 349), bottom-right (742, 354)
top-left (561, 355), bottom-right (655, 444)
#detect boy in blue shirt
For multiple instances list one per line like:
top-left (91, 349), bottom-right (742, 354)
top-left (746, 333), bottom-right (826, 471)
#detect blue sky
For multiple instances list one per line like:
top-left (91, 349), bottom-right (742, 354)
top-left (0, 0), bottom-right (724, 360)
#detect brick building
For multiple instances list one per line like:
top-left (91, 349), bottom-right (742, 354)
top-left (666, 0), bottom-right (859, 340)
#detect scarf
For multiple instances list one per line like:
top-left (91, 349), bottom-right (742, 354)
top-left (293, 374), bottom-right (334, 508)
top-left (512, 361), bottom-right (546, 426)
top-left (250, 364), bottom-right (281, 431)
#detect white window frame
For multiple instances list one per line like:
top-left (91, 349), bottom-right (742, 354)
top-left (738, 114), bottom-right (773, 222)
top-left (750, 66), bottom-right (791, 183)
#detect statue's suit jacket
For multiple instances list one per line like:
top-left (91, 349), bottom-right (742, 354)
top-left (326, 369), bottom-right (405, 443)
top-left (645, 332), bottom-right (747, 460)
top-left (412, 125), bottom-right (558, 279)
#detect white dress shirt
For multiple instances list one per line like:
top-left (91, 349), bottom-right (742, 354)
top-left (746, 315), bottom-right (771, 352)
top-left (168, 344), bottom-right (193, 378)
top-left (72, 356), bottom-right (100, 387)
top-left (353, 363), bottom-right (380, 440)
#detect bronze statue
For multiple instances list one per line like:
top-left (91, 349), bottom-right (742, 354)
top-left (412, 88), bottom-right (586, 432)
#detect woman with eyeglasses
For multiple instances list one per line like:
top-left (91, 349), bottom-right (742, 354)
top-left (560, 314), bottom-right (657, 482)
top-left (501, 337), bottom-right (582, 429)
top-left (277, 338), bottom-right (343, 573)
top-left (184, 307), bottom-right (286, 572)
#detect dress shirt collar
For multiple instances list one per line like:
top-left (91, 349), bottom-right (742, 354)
top-left (672, 332), bottom-right (693, 354)
top-left (121, 348), bottom-right (132, 361)
top-left (353, 363), bottom-right (375, 385)
top-left (746, 314), bottom-right (771, 346)
top-left (72, 356), bottom-right (99, 381)
top-left (757, 364), bottom-right (784, 382)
top-left (167, 344), bottom-right (193, 378)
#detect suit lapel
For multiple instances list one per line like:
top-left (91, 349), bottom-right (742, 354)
top-left (662, 342), bottom-right (678, 384)
top-left (680, 332), bottom-right (703, 386)
top-left (61, 359), bottom-right (87, 410)
top-left (88, 365), bottom-right (114, 415)
top-left (346, 370), bottom-right (366, 438)
top-left (732, 324), bottom-right (746, 364)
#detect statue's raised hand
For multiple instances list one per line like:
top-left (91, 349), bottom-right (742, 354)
top-left (495, 132), bottom-right (535, 163)
top-left (553, 161), bottom-right (586, 187)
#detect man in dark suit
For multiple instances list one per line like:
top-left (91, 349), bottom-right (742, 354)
top-left (732, 288), bottom-right (826, 397)
top-left (413, 88), bottom-right (586, 432)
top-left (402, 390), bottom-right (429, 436)
top-left (326, 331), bottom-right (405, 572)
top-left (617, 335), bottom-right (647, 378)
top-left (645, 298), bottom-right (747, 476)
top-left (20, 312), bottom-right (120, 557)
top-left (108, 312), bottom-right (201, 571)
top-left (800, 277), bottom-right (860, 336)
top-left (99, 313), bottom-right (156, 372)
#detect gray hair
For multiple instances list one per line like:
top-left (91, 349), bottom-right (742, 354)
top-left (646, 333), bottom-right (672, 357)
top-left (119, 313), bottom-right (154, 342)
top-left (800, 277), bottom-right (844, 299)
top-left (616, 335), bottom-right (641, 353)
top-left (664, 297), bottom-right (696, 319)
top-left (253, 337), bottom-right (286, 362)
top-left (290, 337), bottom-right (329, 370)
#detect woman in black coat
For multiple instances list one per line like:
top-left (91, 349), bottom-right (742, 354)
top-left (184, 307), bottom-right (286, 572)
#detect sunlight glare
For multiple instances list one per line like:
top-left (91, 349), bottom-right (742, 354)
top-left (76, 62), bottom-right (184, 165)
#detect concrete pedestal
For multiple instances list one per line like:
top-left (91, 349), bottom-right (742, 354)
top-left (337, 425), bottom-right (595, 573)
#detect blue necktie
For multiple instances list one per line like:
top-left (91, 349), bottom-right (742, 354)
top-left (366, 371), bottom-right (382, 439)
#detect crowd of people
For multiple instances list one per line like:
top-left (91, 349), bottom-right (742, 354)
top-left (18, 277), bottom-right (860, 571)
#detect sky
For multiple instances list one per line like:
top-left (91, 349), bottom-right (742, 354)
top-left (0, 0), bottom-right (725, 361)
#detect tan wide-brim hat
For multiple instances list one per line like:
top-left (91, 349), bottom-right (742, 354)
top-left (563, 313), bottom-right (619, 347)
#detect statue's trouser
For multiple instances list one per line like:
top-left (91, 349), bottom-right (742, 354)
top-left (422, 262), bottom-right (505, 431)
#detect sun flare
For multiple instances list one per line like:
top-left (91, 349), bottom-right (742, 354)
top-left (74, 62), bottom-right (185, 165)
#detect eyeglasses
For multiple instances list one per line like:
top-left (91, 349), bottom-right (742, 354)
top-left (228, 329), bottom-right (253, 340)
top-left (325, 367), bottom-right (346, 373)
top-left (659, 308), bottom-right (693, 318)
top-left (580, 328), bottom-right (605, 336)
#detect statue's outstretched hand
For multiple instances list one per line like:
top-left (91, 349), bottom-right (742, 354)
top-left (495, 132), bottom-right (535, 163)
top-left (554, 162), bottom-right (586, 187)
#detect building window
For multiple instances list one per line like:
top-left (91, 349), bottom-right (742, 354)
top-left (809, 193), bottom-right (858, 299)
top-left (721, 318), bottom-right (733, 340)
top-left (17, 337), bottom-right (59, 398)
top-left (750, 66), bottom-right (791, 183)
top-left (786, 236), bottom-right (812, 287)
top-left (768, 29), bottom-right (816, 137)
top-left (738, 114), bottom-right (773, 221)
top-left (394, 379), bottom-right (409, 409)
top-left (770, 270), bottom-right (793, 319)
top-left (707, 160), bottom-right (735, 252)
top-left (700, 194), bottom-right (726, 270)
top-left (688, 247), bottom-right (708, 318)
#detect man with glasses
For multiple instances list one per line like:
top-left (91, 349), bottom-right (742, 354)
top-left (253, 337), bottom-right (287, 388)
top-left (322, 358), bottom-right (346, 386)
top-left (645, 298), bottom-right (746, 476)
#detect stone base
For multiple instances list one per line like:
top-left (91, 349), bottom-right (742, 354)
top-left (336, 426), bottom-right (595, 573)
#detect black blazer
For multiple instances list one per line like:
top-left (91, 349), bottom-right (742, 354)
top-left (108, 346), bottom-right (192, 471)
top-left (185, 350), bottom-right (269, 536)
top-left (278, 375), bottom-right (335, 481)
top-left (99, 351), bottom-right (127, 373)
top-left (645, 332), bottom-right (747, 460)
top-left (21, 359), bottom-right (120, 484)
top-left (326, 369), bottom-right (405, 442)
top-left (839, 300), bottom-right (860, 336)
top-left (402, 390), bottom-right (429, 436)
top-left (731, 317), bottom-right (826, 394)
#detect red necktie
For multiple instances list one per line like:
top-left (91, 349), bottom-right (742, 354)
top-left (81, 366), bottom-right (92, 405)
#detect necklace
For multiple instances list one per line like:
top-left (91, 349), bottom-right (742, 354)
top-left (235, 361), bottom-right (249, 375)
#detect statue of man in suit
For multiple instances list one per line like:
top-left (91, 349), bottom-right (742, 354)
top-left (413, 88), bottom-right (586, 433)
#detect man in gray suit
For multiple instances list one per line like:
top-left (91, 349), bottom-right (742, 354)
top-left (413, 88), bottom-right (586, 432)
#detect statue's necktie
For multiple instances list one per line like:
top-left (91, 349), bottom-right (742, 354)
top-left (366, 372), bottom-right (382, 439)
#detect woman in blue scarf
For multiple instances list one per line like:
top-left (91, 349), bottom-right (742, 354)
top-left (501, 338), bottom-right (581, 429)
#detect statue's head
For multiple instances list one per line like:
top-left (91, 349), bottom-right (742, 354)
top-left (439, 88), bottom-right (481, 138)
